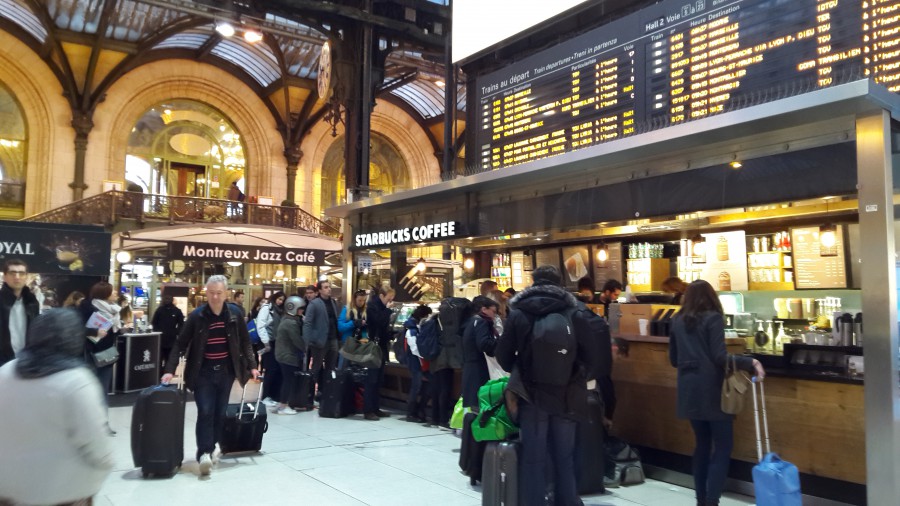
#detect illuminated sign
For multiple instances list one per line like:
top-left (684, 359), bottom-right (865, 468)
top-left (474, 0), bottom-right (900, 170)
top-left (354, 222), bottom-right (459, 248)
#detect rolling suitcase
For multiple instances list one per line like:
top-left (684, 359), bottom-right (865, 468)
top-left (575, 389), bottom-right (606, 494)
top-left (319, 368), bottom-right (355, 418)
top-left (289, 350), bottom-right (313, 410)
top-left (131, 359), bottom-right (186, 478)
top-left (751, 380), bottom-right (802, 506)
top-left (220, 385), bottom-right (268, 454)
top-left (459, 411), bottom-right (485, 485)
top-left (482, 440), bottom-right (519, 506)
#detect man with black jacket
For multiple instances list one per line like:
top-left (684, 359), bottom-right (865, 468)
top-left (161, 275), bottom-right (259, 476)
top-left (303, 280), bottom-right (340, 409)
top-left (151, 295), bottom-right (184, 369)
top-left (0, 259), bottom-right (40, 366)
top-left (495, 264), bottom-right (600, 506)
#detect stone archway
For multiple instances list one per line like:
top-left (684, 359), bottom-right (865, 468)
top-left (91, 59), bottom-right (283, 201)
top-left (0, 31), bottom-right (71, 215)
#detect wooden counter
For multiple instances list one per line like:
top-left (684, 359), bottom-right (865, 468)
top-left (611, 334), bottom-right (865, 484)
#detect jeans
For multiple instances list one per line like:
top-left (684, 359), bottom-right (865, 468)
top-left (309, 338), bottom-right (339, 404)
top-left (93, 364), bottom-right (114, 404)
top-left (278, 363), bottom-right (301, 407)
top-left (430, 368), bottom-right (454, 426)
top-left (364, 355), bottom-right (386, 413)
top-left (261, 348), bottom-right (282, 401)
top-left (406, 357), bottom-right (426, 417)
top-left (690, 419), bottom-right (734, 502)
top-left (193, 363), bottom-right (235, 459)
top-left (519, 402), bottom-right (581, 506)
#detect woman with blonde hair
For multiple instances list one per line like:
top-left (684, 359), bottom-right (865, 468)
top-left (63, 290), bottom-right (85, 308)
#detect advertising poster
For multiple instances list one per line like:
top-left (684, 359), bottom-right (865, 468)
top-left (700, 231), bottom-right (748, 291)
top-left (561, 245), bottom-right (590, 289)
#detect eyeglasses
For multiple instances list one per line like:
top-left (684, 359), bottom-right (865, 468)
top-left (5, 271), bottom-right (27, 277)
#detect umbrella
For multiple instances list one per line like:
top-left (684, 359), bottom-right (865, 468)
top-left (117, 224), bottom-right (342, 252)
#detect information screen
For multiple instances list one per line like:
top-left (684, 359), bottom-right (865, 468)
top-left (474, 0), bottom-right (900, 170)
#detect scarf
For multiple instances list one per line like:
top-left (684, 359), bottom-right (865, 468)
top-left (16, 308), bottom-right (87, 379)
top-left (479, 312), bottom-right (500, 337)
top-left (92, 298), bottom-right (122, 332)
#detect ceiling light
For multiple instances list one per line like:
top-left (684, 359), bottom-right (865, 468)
top-left (819, 224), bottom-right (838, 256)
top-left (463, 257), bottom-right (475, 271)
top-left (416, 257), bottom-right (427, 272)
top-left (275, 269), bottom-right (284, 278)
top-left (596, 244), bottom-right (609, 263)
top-left (226, 261), bottom-right (242, 267)
top-left (435, 80), bottom-right (445, 87)
top-left (244, 29), bottom-right (263, 43)
top-left (115, 251), bottom-right (132, 263)
top-left (729, 160), bottom-right (742, 169)
top-left (215, 21), bottom-right (235, 37)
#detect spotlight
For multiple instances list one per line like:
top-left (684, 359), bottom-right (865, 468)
top-left (226, 261), bottom-right (242, 267)
top-left (416, 257), bottom-right (427, 273)
top-left (729, 160), bottom-right (742, 169)
top-left (596, 244), bottom-right (609, 263)
top-left (244, 29), bottom-right (263, 43)
top-left (463, 257), bottom-right (475, 271)
top-left (115, 251), bottom-right (132, 263)
top-left (215, 21), bottom-right (235, 37)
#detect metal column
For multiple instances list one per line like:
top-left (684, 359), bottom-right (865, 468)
top-left (856, 110), bottom-right (900, 504)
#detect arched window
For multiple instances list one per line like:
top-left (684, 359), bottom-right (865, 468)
top-left (320, 132), bottom-right (410, 209)
top-left (126, 100), bottom-right (246, 198)
top-left (0, 82), bottom-right (27, 212)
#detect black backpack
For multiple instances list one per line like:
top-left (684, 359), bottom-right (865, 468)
top-left (438, 297), bottom-right (472, 342)
top-left (416, 315), bottom-right (442, 361)
top-left (528, 307), bottom-right (578, 386)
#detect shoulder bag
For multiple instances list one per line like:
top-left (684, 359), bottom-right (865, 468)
top-left (92, 345), bottom-right (120, 368)
top-left (339, 336), bottom-right (383, 368)
top-left (721, 354), bottom-right (750, 415)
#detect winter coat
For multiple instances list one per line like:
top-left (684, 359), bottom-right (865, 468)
top-left (0, 362), bottom-right (113, 504)
top-left (256, 302), bottom-right (284, 345)
top-left (275, 315), bottom-right (305, 368)
top-left (162, 303), bottom-right (258, 390)
top-left (0, 284), bottom-right (39, 365)
top-left (78, 298), bottom-right (119, 366)
top-left (668, 310), bottom-right (755, 421)
top-left (430, 297), bottom-right (470, 372)
top-left (304, 296), bottom-right (341, 348)
top-left (461, 313), bottom-right (498, 408)
top-left (151, 302), bottom-right (185, 350)
top-left (495, 283), bottom-right (600, 421)
top-left (338, 305), bottom-right (368, 343)
top-left (365, 294), bottom-right (393, 354)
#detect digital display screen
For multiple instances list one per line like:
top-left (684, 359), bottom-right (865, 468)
top-left (474, 0), bottom-right (900, 170)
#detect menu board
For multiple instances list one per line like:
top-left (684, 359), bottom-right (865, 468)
top-left (535, 247), bottom-right (561, 272)
top-left (791, 225), bottom-right (848, 289)
top-left (474, 0), bottom-right (900, 170)
top-left (592, 242), bottom-right (624, 288)
top-left (510, 250), bottom-right (532, 289)
top-left (700, 230), bottom-right (749, 291)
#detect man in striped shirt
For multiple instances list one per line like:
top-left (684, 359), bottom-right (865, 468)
top-left (162, 275), bottom-right (259, 476)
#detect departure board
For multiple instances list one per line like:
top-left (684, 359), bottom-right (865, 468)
top-left (475, 0), bottom-right (900, 170)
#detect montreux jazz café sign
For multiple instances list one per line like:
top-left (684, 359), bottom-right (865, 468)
top-left (167, 241), bottom-right (325, 265)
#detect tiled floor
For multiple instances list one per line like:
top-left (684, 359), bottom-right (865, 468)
top-left (97, 381), bottom-right (757, 506)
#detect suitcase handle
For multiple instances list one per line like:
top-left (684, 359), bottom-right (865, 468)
top-left (237, 380), bottom-right (266, 419)
top-left (751, 378), bottom-right (771, 461)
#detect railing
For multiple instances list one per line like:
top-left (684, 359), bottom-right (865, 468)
top-left (22, 191), bottom-right (342, 239)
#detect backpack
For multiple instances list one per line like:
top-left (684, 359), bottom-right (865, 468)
top-left (605, 436), bottom-right (645, 486)
top-left (471, 376), bottom-right (519, 442)
top-left (528, 307), bottom-right (578, 386)
top-left (247, 319), bottom-right (260, 344)
top-left (438, 297), bottom-right (471, 342)
top-left (416, 315), bottom-right (442, 361)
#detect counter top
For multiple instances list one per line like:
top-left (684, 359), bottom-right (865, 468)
top-left (613, 333), bottom-right (745, 346)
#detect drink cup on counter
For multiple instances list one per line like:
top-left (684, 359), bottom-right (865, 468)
top-left (638, 318), bottom-right (649, 336)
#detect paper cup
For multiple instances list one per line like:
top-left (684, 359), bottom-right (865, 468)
top-left (638, 318), bottom-right (649, 336)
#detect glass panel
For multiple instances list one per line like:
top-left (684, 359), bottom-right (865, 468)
top-left (0, 81), bottom-right (26, 210)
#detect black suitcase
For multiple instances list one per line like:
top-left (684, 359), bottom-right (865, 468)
top-left (220, 386), bottom-right (268, 454)
top-left (131, 382), bottom-right (185, 477)
top-left (575, 390), bottom-right (606, 495)
top-left (318, 368), bottom-right (355, 418)
top-left (482, 440), bottom-right (520, 506)
top-left (289, 370), bottom-right (313, 409)
top-left (459, 411), bottom-right (485, 485)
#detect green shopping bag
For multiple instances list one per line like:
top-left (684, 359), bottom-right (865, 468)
top-left (471, 377), bottom-right (519, 442)
top-left (449, 397), bottom-right (468, 430)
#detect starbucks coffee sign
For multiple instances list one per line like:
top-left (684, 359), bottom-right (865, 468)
top-left (354, 221), bottom-right (458, 248)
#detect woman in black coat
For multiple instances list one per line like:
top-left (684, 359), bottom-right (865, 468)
top-left (668, 280), bottom-right (765, 506)
top-left (461, 296), bottom-right (499, 410)
top-left (79, 281), bottom-right (122, 435)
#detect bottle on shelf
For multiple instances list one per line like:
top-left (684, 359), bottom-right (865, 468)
top-left (775, 321), bottom-right (788, 354)
top-left (754, 320), bottom-right (769, 353)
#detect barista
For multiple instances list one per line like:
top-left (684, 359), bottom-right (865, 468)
top-left (598, 279), bottom-right (623, 317)
top-left (661, 276), bottom-right (688, 305)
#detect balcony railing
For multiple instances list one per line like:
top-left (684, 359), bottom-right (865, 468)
top-left (22, 191), bottom-right (342, 239)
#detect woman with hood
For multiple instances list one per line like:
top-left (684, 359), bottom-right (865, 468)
top-left (403, 304), bottom-right (433, 422)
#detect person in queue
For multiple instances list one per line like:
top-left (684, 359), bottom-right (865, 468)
top-left (63, 290), bottom-right (85, 308)
top-left (304, 280), bottom-right (341, 409)
top-left (274, 295), bottom-right (306, 415)
top-left (0, 259), bottom-right (40, 367)
top-left (256, 291), bottom-right (285, 408)
top-left (118, 294), bottom-right (134, 331)
top-left (363, 285), bottom-right (395, 419)
top-left (461, 296), bottom-right (500, 412)
top-left (661, 276), bottom-right (689, 305)
top-left (668, 279), bottom-right (765, 506)
top-left (402, 304), bottom-right (432, 422)
top-left (337, 289), bottom-right (368, 370)
top-left (576, 276), bottom-right (601, 304)
top-left (161, 275), bottom-right (259, 476)
top-left (303, 284), bottom-right (318, 303)
top-left (152, 295), bottom-right (185, 369)
top-left (495, 264), bottom-right (599, 506)
top-left (79, 281), bottom-right (122, 435)
top-left (480, 279), bottom-right (498, 297)
top-left (0, 309), bottom-right (113, 505)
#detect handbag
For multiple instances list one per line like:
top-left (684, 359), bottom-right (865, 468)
top-left (91, 346), bottom-right (120, 368)
top-left (339, 337), bottom-right (383, 368)
top-left (721, 355), bottom-right (750, 415)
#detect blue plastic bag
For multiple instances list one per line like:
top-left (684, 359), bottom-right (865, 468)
top-left (752, 453), bottom-right (801, 506)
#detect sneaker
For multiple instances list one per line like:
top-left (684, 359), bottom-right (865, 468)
top-left (403, 415), bottom-right (423, 423)
top-left (277, 406), bottom-right (298, 415)
top-left (603, 476), bottom-right (620, 489)
top-left (364, 412), bottom-right (380, 421)
top-left (375, 409), bottom-right (391, 418)
top-left (199, 453), bottom-right (213, 476)
top-left (261, 397), bottom-right (277, 407)
top-left (211, 448), bottom-right (221, 465)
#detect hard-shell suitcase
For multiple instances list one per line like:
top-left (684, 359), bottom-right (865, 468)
top-left (575, 390), bottom-right (606, 494)
top-left (318, 368), bottom-right (356, 418)
top-left (459, 410), bottom-right (485, 485)
top-left (131, 360), bottom-right (186, 477)
top-left (751, 380), bottom-right (802, 506)
top-left (220, 386), bottom-right (268, 454)
top-left (289, 350), bottom-right (313, 409)
top-left (482, 440), bottom-right (519, 506)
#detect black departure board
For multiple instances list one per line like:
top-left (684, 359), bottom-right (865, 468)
top-left (475, 0), bottom-right (900, 170)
